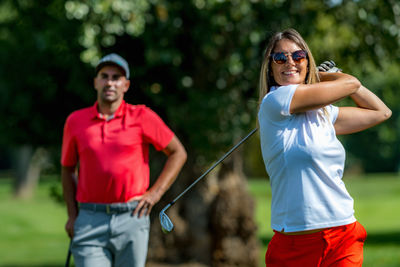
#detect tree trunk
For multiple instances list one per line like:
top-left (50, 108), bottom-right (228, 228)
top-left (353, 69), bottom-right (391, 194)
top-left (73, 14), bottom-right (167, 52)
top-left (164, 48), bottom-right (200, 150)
top-left (12, 145), bottom-right (48, 199)
top-left (148, 150), bottom-right (259, 267)
top-left (209, 152), bottom-right (259, 267)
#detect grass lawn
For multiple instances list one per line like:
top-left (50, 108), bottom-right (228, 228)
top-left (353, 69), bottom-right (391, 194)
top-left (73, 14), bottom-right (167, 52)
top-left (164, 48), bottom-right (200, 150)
top-left (249, 173), bottom-right (400, 267)
top-left (0, 173), bottom-right (399, 266)
top-left (0, 178), bottom-right (70, 267)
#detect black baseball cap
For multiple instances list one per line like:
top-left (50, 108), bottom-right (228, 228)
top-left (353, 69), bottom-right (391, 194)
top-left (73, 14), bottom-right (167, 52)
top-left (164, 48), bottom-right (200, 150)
top-left (95, 53), bottom-right (130, 79)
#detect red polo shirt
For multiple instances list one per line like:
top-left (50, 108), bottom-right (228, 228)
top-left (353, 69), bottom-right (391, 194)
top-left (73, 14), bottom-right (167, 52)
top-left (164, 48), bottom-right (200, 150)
top-left (61, 101), bottom-right (174, 203)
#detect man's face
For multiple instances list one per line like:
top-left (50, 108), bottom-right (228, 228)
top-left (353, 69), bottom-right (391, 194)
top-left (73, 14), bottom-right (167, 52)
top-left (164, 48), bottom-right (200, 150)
top-left (94, 65), bottom-right (130, 104)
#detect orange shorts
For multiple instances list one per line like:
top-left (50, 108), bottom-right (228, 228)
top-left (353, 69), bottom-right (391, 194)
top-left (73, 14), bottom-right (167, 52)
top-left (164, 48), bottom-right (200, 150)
top-left (265, 221), bottom-right (367, 267)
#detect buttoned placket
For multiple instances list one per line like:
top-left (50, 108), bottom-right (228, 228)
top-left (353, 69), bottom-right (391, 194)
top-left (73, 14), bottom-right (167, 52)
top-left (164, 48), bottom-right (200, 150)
top-left (98, 114), bottom-right (115, 144)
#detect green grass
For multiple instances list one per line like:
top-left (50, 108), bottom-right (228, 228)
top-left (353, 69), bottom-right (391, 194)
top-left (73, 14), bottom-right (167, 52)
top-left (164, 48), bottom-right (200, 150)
top-left (0, 174), bottom-right (399, 266)
top-left (0, 178), bottom-right (70, 267)
top-left (249, 173), bottom-right (400, 267)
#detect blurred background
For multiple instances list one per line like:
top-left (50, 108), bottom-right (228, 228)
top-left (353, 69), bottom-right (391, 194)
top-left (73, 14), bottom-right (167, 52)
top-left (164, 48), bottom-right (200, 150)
top-left (0, 0), bottom-right (399, 266)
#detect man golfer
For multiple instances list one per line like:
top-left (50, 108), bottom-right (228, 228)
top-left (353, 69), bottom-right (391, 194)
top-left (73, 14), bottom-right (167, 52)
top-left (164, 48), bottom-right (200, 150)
top-left (61, 53), bottom-right (187, 267)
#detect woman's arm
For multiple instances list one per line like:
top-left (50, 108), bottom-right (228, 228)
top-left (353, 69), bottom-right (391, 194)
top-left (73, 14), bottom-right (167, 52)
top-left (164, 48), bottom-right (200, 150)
top-left (334, 85), bottom-right (392, 135)
top-left (290, 72), bottom-right (361, 114)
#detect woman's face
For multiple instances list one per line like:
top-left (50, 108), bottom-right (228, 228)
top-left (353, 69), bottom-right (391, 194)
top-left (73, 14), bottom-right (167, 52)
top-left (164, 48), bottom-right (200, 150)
top-left (270, 39), bottom-right (308, 86)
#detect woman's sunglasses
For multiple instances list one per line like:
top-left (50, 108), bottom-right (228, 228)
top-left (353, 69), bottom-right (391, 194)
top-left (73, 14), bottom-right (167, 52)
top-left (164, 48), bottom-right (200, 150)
top-left (270, 50), bottom-right (308, 64)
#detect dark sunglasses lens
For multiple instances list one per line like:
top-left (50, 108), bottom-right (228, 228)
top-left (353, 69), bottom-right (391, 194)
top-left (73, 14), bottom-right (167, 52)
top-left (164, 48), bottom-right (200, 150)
top-left (292, 50), bottom-right (307, 62)
top-left (272, 53), bottom-right (287, 64)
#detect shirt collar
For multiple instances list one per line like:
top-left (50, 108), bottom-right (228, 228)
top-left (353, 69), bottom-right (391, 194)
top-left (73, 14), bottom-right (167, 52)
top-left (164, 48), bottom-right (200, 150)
top-left (91, 100), bottom-right (126, 120)
top-left (270, 86), bottom-right (278, 92)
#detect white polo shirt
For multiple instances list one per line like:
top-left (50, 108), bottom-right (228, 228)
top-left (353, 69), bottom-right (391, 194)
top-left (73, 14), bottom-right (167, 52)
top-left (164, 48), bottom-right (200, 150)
top-left (258, 84), bottom-right (356, 232)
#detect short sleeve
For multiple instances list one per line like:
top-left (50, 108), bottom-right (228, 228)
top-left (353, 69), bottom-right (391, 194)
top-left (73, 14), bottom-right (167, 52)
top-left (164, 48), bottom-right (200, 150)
top-left (140, 107), bottom-right (174, 151)
top-left (326, 105), bottom-right (339, 123)
top-left (61, 115), bottom-right (78, 167)
top-left (258, 84), bottom-right (298, 123)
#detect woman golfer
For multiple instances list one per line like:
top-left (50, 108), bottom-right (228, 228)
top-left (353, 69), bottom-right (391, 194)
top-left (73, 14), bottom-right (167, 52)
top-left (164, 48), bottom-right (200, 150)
top-left (258, 28), bottom-right (391, 266)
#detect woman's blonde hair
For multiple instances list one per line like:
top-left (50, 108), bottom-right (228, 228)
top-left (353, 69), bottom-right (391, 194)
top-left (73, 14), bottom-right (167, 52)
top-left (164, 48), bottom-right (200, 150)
top-left (258, 28), bottom-right (319, 105)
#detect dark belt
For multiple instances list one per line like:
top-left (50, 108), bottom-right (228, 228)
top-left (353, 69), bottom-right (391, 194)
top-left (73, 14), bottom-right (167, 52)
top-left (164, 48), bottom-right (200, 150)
top-left (79, 202), bottom-right (139, 214)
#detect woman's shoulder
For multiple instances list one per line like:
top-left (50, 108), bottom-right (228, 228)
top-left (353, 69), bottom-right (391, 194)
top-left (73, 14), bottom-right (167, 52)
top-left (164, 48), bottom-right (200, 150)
top-left (262, 84), bottom-right (299, 104)
top-left (259, 84), bottom-right (300, 120)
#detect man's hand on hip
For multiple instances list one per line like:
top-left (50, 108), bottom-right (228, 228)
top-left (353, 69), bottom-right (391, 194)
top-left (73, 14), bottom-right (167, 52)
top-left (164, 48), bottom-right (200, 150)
top-left (130, 190), bottom-right (161, 218)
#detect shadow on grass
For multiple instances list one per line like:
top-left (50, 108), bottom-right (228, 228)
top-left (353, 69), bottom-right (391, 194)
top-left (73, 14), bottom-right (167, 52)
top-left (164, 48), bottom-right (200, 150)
top-left (260, 231), bottom-right (400, 246)
top-left (364, 231), bottom-right (400, 245)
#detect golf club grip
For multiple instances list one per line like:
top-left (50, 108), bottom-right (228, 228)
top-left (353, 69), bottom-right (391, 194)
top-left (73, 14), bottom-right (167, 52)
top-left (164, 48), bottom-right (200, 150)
top-left (170, 128), bottom-right (258, 205)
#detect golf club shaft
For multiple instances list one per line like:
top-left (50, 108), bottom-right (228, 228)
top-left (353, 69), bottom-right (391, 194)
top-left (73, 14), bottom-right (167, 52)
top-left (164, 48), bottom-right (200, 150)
top-left (65, 240), bottom-right (72, 267)
top-left (169, 128), bottom-right (258, 206)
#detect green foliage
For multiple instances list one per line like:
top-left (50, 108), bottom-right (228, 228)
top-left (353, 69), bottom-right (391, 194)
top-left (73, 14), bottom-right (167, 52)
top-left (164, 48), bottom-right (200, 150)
top-left (0, 0), bottom-right (91, 148)
top-left (340, 63), bottom-right (400, 172)
top-left (1, 0), bottom-right (399, 172)
top-left (64, 0), bottom-right (151, 64)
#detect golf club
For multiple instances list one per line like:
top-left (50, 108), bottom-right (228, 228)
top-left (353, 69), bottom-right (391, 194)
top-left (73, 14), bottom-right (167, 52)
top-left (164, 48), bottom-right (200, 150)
top-left (159, 127), bottom-right (258, 233)
top-left (65, 240), bottom-right (72, 267)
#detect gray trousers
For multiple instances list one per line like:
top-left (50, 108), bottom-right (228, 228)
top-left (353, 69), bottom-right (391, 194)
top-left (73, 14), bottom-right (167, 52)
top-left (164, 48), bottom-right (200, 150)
top-left (71, 203), bottom-right (150, 267)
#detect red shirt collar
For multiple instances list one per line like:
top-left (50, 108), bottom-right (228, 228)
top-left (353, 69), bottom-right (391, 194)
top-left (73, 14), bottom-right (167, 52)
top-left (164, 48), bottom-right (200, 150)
top-left (91, 100), bottom-right (126, 120)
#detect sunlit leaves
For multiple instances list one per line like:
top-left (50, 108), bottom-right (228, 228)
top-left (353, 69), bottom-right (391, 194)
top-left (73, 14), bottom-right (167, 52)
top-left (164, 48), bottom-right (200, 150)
top-left (0, 0), bottom-right (18, 24)
top-left (65, 0), bottom-right (151, 64)
top-left (1, 0), bottom-right (399, 172)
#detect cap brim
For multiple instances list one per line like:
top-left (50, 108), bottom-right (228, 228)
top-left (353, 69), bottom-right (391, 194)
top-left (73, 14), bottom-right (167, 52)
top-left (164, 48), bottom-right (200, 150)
top-left (95, 62), bottom-right (127, 77)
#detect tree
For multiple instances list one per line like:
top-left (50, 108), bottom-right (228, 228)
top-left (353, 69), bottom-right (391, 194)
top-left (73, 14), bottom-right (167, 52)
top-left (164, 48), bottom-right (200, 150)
top-left (0, 0), bottom-right (91, 197)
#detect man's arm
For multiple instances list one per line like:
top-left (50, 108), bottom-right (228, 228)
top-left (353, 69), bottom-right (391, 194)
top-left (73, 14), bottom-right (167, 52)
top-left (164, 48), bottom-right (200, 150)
top-left (132, 135), bottom-right (187, 217)
top-left (61, 165), bottom-right (78, 237)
